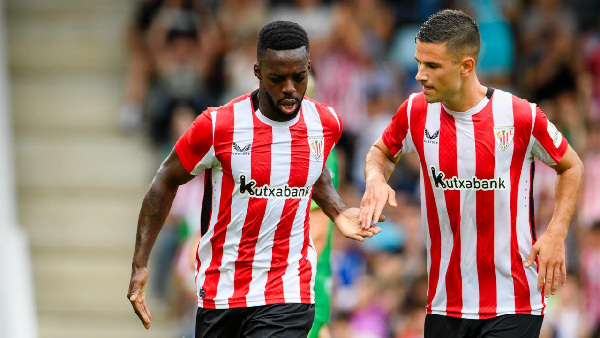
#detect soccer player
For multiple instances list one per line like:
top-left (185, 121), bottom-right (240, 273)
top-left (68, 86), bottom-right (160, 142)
top-left (127, 21), bottom-right (381, 337)
top-left (359, 9), bottom-right (584, 338)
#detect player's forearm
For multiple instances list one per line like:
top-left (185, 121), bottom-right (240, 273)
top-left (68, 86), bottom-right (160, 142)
top-left (312, 168), bottom-right (347, 222)
top-left (547, 159), bottom-right (584, 238)
top-left (132, 172), bottom-right (179, 269)
top-left (365, 145), bottom-right (397, 183)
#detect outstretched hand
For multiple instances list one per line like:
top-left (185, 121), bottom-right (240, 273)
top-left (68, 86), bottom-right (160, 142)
top-left (334, 207), bottom-right (382, 241)
top-left (359, 177), bottom-right (397, 229)
top-left (127, 267), bottom-right (152, 329)
top-left (524, 229), bottom-right (566, 297)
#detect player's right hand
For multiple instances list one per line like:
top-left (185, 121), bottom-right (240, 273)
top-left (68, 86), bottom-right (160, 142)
top-left (359, 176), bottom-right (397, 229)
top-left (127, 266), bottom-right (151, 329)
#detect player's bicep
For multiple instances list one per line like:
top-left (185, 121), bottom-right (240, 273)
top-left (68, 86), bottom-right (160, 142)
top-left (550, 145), bottom-right (582, 174)
top-left (159, 149), bottom-right (195, 187)
top-left (373, 137), bottom-right (401, 164)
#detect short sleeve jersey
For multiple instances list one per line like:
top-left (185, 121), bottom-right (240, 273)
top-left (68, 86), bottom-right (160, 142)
top-left (175, 90), bottom-right (342, 309)
top-left (381, 88), bottom-right (568, 319)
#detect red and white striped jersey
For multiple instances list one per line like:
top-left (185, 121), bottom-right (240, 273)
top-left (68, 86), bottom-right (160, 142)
top-left (175, 90), bottom-right (342, 309)
top-left (382, 88), bottom-right (568, 319)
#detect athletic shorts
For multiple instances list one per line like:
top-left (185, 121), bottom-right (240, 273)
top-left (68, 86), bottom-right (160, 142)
top-left (195, 303), bottom-right (315, 338)
top-left (425, 314), bottom-right (544, 338)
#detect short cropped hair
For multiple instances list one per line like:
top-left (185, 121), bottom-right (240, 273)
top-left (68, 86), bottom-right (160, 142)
top-left (257, 21), bottom-right (309, 59)
top-left (416, 9), bottom-right (480, 63)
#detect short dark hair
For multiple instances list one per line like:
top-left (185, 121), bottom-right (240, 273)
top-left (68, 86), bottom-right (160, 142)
top-left (416, 9), bottom-right (480, 63)
top-left (257, 21), bottom-right (309, 59)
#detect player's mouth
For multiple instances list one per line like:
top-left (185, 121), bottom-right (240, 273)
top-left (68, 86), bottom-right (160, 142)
top-left (422, 85), bottom-right (434, 93)
top-left (279, 99), bottom-right (299, 114)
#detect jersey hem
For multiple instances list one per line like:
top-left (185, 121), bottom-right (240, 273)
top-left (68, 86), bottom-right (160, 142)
top-left (429, 308), bottom-right (544, 319)
top-left (198, 296), bottom-right (315, 309)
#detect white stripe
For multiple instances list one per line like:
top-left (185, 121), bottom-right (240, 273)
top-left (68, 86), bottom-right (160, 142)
top-left (401, 93), bottom-right (417, 156)
top-left (213, 98), bottom-right (254, 306)
top-left (423, 102), bottom-right (451, 314)
top-left (191, 145), bottom-right (215, 175)
top-left (456, 114), bottom-right (479, 318)
top-left (520, 103), bottom-right (544, 313)
top-left (197, 164), bottom-right (223, 307)
top-left (421, 172), bottom-right (431, 299)
top-left (245, 123), bottom-right (291, 306)
top-left (492, 89), bottom-right (516, 314)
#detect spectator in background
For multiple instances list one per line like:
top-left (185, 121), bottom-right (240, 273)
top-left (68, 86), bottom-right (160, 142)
top-left (458, 0), bottom-right (515, 89)
top-left (517, 0), bottom-right (579, 103)
top-left (580, 222), bottom-right (600, 337)
top-left (145, 12), bottom-right (212, 152)
top-left (581, 13), bottom-right (600, 121)
top-left (313, 2), bottom-right (368, 183)
top-left (579, 122), bottom-right (600, 227)
top-left (541, 273), bottom-right (587, 338)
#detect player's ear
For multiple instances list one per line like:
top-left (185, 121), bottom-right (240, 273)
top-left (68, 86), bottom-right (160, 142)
top-left (254, 62), bottom-right (261, 80)
top-left (307, 60), bottom-right (311, 74)
top-left (460, 57), bottom-right (475, 77)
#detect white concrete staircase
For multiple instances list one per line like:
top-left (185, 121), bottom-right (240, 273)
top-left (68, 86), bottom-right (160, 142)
top-left (8, 1), bottom-right (179, 336)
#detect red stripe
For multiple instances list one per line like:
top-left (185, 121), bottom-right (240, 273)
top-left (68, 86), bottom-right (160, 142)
top-left (439, 109), bottom-right (462, 314)
top-left (472, 105), bottom-right (498, 316)
top-left (411, 95), bottom-right (442, 314)
top-left (228, 112), bottom-right (273, 307)
top-left (200, 105), bottom-right (236, 309)
top-left (510, 96), bottom-right (533, 313)
top-left (264, 111), bottom-right (310, 304)
top-left (297, 193), bottom-right (313, 303)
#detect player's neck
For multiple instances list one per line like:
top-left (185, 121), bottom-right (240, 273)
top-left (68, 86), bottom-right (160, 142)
top-left (443, 78), bottom-right (487, 113)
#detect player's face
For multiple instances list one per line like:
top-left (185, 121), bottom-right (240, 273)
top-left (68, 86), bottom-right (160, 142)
top-left (414, 41), bottom-right (463, 103)
top-left (255, 47), bottom-right (310, 121)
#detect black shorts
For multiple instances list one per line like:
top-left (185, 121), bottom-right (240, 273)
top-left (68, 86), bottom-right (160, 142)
top-left (196, 303), bottom-right (315, 338)
top-left (425, 314), bottom-right (544, 338)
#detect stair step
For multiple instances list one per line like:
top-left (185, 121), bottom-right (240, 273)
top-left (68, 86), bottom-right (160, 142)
top-left (32, 252), bottom-right (148, 314)
top-left (12, 75), bottom-right (123, 134)
top-left (32, 252), bottom-right (190, 336)
top-left (15, 135), bottom-right (159, 190)
top-left (20, 190), bottom-right (144, 252)
top-left (38, 311), bottom-right (179, 338)
top-left (7, 18), bottom-right (128, 75)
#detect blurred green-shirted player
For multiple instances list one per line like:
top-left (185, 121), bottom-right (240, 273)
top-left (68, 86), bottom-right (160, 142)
top-left (308, 147), bottom-right (337, 338)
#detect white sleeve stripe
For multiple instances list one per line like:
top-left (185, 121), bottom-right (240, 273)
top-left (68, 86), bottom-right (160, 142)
top-left (407, 93), bottom-right (417, 130)
top-left (211, 110), bottom-right (217, 145)
top-left (327, 107), bottom-right (341, 132)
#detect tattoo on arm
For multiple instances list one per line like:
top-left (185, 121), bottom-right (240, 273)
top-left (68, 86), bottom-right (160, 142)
top-left (144, 192), bottom-right (165, 221)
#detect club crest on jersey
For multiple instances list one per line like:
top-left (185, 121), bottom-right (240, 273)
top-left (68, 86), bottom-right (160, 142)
top-left (494, 126), bottom-right (514, 150)
top-left (547, 121), bottom-right (562, 148)
top-left (308, 136), bottom-right (324, 161)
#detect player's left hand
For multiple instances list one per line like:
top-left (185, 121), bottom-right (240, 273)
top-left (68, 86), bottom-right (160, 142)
top-left (334, 207), bottom-right (382, 242)
top-left (524, 228), bottom-right (566, 297)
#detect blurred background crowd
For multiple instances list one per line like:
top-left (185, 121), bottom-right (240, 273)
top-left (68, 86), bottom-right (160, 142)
top-left (116, 0), bottom-right (600, 337)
